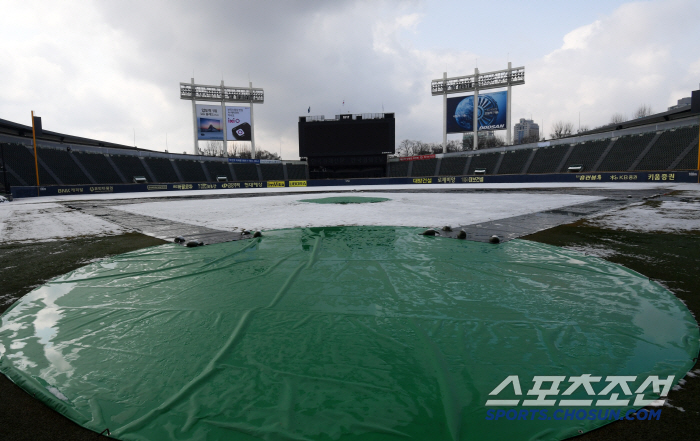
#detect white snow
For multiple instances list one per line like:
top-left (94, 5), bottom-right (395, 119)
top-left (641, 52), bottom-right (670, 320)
top-left (4, 181), bottom-right (697, 205)
top-left (1, 181), bottom-right (699, 241)
top-left (109, 192), bottom-right (603, 231)
top-left (585, 200), bottom-right (700, 233)
top-left (0, 202), bottom-right (126, 243)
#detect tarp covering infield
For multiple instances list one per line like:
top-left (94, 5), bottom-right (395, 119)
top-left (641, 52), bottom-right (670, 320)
top-left (0, 227), bottom-right (698, 441)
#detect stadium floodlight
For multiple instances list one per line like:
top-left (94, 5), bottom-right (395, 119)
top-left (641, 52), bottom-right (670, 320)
top-left (180, 79), bottom-right (264, 156)
top-left (432, 63), bottom-right (525, 151)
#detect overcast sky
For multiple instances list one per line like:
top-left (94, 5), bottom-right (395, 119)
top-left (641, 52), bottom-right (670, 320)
top-left (1, 0), bottom-right (699, 158)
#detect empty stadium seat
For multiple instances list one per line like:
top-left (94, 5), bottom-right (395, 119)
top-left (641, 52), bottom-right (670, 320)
top-left (527, 144), bottom-right (570, 174)
top-left (409, 158), bottom-right (437, 177)
top-left (634, 127), bottom-right (698, 171)
top-left (286, 164), bottom-right (307, 180)
top-left (73, 151), bottom-right (123, 184)
top-left (204, 161), bottom-right (233, 181)
top-left (468, 152), bottom-right (500, 175)
top-left (438, 157), bottom-right (468, 176)
top-left (232, 163), bottom-right (259, 181)
top-left (144, 157), bottom-right (180, 183)
top-left (564, 140), bottom-right (610, 172)
top-left (389, 161), bottom-right (409, 177)
top-left (497, 149), bottom-right (531, 175)
top-left (597, 133), bottom-right (655, 172)
top-left (110, 155), bottom-right (150, 182)
top-left (260, 163), bottom-right (284, 180)
top-left (176, 159), bottom-right (207, 182)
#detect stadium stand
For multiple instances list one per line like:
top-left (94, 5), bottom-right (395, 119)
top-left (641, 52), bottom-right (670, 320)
top-left (438, 156), bottom-right (468, 176)
top-left (143, 157), bottom-right (180, 183)
top-left (73, 151), bottom-right (123, 184)
top-left (36, 147), bottom-right (90, 185)
top-left (527, 144), bottom-right (571, 174)
top-left (110, 154), bottom-right (150, 182)
top-left (176, 159), bottom-right (207, 182)
top-left (497, 149), bottom-right (532, 175)
top-left (597, 132), bottom-right (655, 172)
top-left (389, 161), bottom-right (409, 177)
top-left (260, 163), bottom-right (285, 181)
top-left (411, 158), bottom-right (438, 177)
top-left (286, 164), bottom-right (307, 180)
top-left (232, 163), bottom-right (259, 181)
top-left (468, 152), bottom-right (501, 175)
top-left (1, 143), bottom-right (40, 186)
top-left (634, 126), bottom-right (699, 171)
top-left (204, 161), bottom-right (233, 181)
top-left (563, 139), bottom-right (611, 173)
top-left (674, 144), bottom-right (699, 170)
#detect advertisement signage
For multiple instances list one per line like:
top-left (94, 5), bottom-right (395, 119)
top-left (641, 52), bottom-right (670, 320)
top-left (226, 106), bottom-right (252, 141)
top-left (447, 91), bottom-right (507, 133)
top-left (196, 105), bottom-right (224, 140)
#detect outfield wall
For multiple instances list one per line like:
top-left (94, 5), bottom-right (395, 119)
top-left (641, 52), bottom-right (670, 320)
top-left (11, 170), bottom-right (699, 198)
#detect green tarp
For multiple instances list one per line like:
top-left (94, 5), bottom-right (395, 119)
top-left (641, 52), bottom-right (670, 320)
top-left (1, 226), bottom-right (697, 440)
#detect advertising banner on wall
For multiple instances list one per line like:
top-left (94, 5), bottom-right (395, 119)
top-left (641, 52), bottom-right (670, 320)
top-left (446, 91), bottom-right (507, 133)
top-left (196, 105), bottom-right (224, 140)
top-left (226, 106), bottom-right (252, 141)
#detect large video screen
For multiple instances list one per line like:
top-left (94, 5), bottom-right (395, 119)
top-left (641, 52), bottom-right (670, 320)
top-left (447, 91), bottom-right (507, 133)
top-left (299, 116), bottom-right (395, 157)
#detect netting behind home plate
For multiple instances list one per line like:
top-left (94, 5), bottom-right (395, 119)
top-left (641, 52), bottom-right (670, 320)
top-left (0, 226), bottom-right (697, 440)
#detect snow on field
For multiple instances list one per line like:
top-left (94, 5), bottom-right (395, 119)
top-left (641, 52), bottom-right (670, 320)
top-left (0, 202), bottom-right (126, 243)
top-left (5, 181), bottom-right (696, 205)
top-left (110, 192), bottom-right (603, 231)
top-left (585, 200), bottom-right (700, 233)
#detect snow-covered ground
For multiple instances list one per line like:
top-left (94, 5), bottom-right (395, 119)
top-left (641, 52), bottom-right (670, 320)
top-left (110, 192), bottom-right (603, 231)
top-left (1, 182), bottom-right (698, 243)
top-left (0, 202), bottom-right (126, 243)
top-left (585, 200), bottom-right (700, 233)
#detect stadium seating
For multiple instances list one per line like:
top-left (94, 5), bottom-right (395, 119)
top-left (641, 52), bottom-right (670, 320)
top-left (411, 158), bottom-right (438, 177)
top-left (73, 151), bottom-right (123, 184)
top-left (674, 143), bottom-right (699, 170)
top-left (176, 159), bottom-right (207, 182)
top-left (438, 156), bottom-right (468, 176)
top-left (389, 161), bottom-right (409, 177)
top-left (110, 155), bottom-right (150, 182)
top-left (634, 126), bottom-right (698, 171)
top-left (563, 139), bottom-right (611, 172)
top-left (468, 151), bottom-right (501, 174)
top-left (286, 164), bottom-right (307, 180)
top-left (597, 133), bottom-right (655, 172)
top-left (260, 163), bottom-right (285, 181)
top-left (1, 143), bottom-right (40, 186)
top-left (527, 144), bottom-right (571, 174)
top-left (497, 149), bottom-right (532, 175)
top-left (35, 147), bottom-right (90, 185)
top-left (143, 157), bottom-right (180, 183)
top-left (204, 161), bottom-right (233, 181)
top-left (232, 163), bottom-right (259, 181)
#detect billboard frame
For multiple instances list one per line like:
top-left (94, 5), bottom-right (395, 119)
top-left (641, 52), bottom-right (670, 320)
top-left (180, 79), bottom-right (264, 155)
top-left (432, 63), bottom-right (525, 151)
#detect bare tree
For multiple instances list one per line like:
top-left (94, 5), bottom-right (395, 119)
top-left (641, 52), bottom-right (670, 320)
top-left (576, 125), bottom-right (590, 134)
top-left (610, 113), bottom-right (627, 124)
top-left (634, 104), bottom-right (652, 119)
top-left (550, 121), bottom-right (574, 139)
top-left (200, 141), bottom-right (225, 156)
top-left (234, 145), bottom-right (280, 160)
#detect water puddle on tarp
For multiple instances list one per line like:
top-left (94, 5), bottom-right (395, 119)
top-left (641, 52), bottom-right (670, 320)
top-left (0, 226), bottom-right (697, 441)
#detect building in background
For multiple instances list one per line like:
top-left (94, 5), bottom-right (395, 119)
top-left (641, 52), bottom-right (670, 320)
top-left (668, 97), bottom-right (691, 111)
top-left (514, 118), bottom-right (540, 144)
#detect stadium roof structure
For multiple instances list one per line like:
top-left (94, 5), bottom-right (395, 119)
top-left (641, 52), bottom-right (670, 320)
top-left (0, 117), bottom-right (142, 151)
top-left (573, 94), bottom-right (700, 138)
